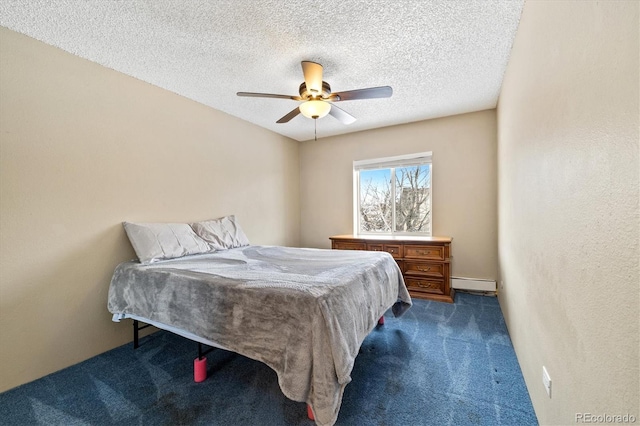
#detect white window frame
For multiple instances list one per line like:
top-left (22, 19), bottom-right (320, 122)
top-left (353, 151), bottom-right (432, 236)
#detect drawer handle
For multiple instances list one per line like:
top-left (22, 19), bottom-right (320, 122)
top-left (415, 250), bottom-right (438, 256)
top-left (388, 249), bottom-right (395, 253)
top-left (417, 281), bottom-right (440, 289)
top-left (418, 266), bottom-right (432, 272)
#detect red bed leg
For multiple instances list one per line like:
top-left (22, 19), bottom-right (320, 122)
top-left (307, 404), bottom-right (315, 420)
top-left (378, 316), bottom-right (385, 325)
top-left (194, 357), bottom-right (207, 382)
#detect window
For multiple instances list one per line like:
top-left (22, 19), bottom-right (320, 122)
top-left (353, 152), bottom-right (432, 236)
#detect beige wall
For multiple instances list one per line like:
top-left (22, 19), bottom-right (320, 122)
top-left (0, 28), bottom-right (300, 392)
top-left (299, 110), bottom-right (498, 280)
top-left (497, 1), bottom-right (639, 424)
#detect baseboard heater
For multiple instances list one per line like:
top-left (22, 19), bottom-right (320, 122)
top-left (451, 277), bottom-right (497, 292)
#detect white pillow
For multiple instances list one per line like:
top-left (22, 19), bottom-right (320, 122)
top-left (123, 222), bottom-right (213, 264)
top-left (191, 215), bottom-right (250, 250)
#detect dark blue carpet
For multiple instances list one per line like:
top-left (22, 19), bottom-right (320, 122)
top-left (0, 294), bottom-right (537, 425)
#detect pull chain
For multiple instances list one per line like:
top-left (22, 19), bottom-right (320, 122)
top-left (314, 119), bottom-right (317, 141)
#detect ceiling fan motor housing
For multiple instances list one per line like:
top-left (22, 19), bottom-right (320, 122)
top-left (299, 81), bottom-right (332, 100)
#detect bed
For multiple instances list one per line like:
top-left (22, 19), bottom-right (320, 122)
top-left (108, 221), bottom-right (411, 426)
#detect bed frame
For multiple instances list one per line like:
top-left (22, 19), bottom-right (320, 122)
top-left (131, 316), bottom-right (385, 421)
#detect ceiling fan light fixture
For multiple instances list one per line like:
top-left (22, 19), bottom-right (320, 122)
top-left (299, 100), bottom-right (331, 119)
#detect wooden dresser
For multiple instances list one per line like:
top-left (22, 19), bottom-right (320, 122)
top-left (330, 235), bottom-right (454, 303)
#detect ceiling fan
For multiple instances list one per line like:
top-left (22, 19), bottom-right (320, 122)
top-left (237, 61), bottom-right (392, 125)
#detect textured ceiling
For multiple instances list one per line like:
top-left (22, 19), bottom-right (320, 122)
top-left (0, 0), bottom-right (524, 141)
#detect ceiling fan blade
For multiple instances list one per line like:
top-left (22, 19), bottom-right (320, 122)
top-left (301, 61), bottom-right (324, 97)
top-left (329, 104), bottom-right (356, 125)
top-left (329, 86), bottom-right (393, 101)
top-left (237, 92), bottom-right (301, 101)
top-left (276, 107), bottom-right (301, 123)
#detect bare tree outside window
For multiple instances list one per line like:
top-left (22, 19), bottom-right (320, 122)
top-left (359, 169), bottom-right (392, 232)
top-left (358, 164), bottom-right (431, 234)
top-left (395, 166), bottom-right (431, 232)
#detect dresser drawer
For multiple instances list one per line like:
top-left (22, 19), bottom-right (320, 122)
top-left (367, 243), bottom-right (384, 252)
top-left (404, 277), bottom-right (445, 295)
top-left (366, 243), bottom-right (402, 258)
top-left (333, 241), bottom-right (367, 250)
top-left (404, 245), bottom-right (445, 260)
top-left (404, 261), bottom-right (444, 278)
top-left (383, 244), bottom-right (403, 259)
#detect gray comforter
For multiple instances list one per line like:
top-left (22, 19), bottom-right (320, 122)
top-left (108, 245), bottom-right (411, 425)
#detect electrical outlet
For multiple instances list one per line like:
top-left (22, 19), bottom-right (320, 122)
top-left (542, 366), bottom-right (552, 398)
top-left (500, 280), bottom-right (505, 290)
